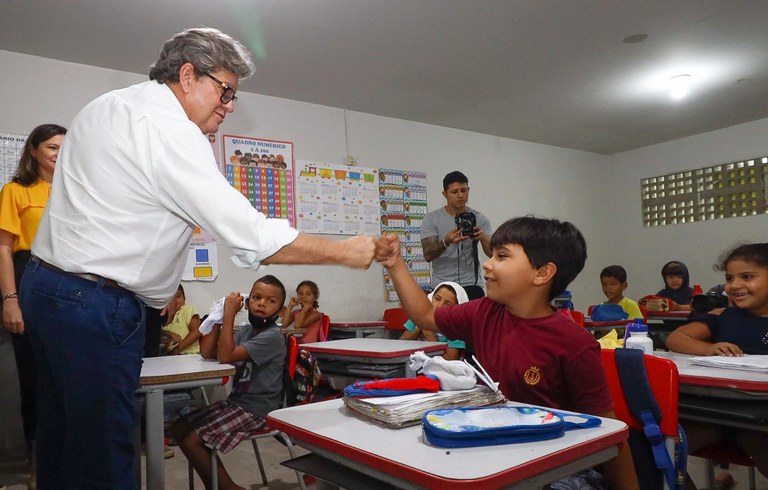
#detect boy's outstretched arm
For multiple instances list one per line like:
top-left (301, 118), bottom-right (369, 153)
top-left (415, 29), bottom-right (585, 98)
top-left (377, 235), bottom-right (438, 331)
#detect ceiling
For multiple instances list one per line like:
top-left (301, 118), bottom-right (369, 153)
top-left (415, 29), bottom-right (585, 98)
top-left (3, 0), bottom-right (768, 154)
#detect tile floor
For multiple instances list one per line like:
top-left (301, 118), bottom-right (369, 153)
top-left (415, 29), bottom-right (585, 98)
top-left (1, 446), bottom-right (766, 489)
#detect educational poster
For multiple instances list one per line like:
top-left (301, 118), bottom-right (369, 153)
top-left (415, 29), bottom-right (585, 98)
top-left (294, 160), bottom-right (380, 235)
top-left (1, 131), bottom-right (26, 186)
top-left (222, 135), bottom-right (295, 226)
top-left (182, 227), bottom-right (219, 281)
top-left (379, 169), bottom-right (430, 301)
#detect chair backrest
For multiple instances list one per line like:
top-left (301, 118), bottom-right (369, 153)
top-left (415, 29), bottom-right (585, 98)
top-left (570, 310), bottom-right (585, 327)
top-left (600, 348), bottom-right (679, 436)
top-left (383, 307), bottom-right (409, 331)
top-left (287, 334), bottom-right (299, 380)
top-left (588, 304), bottom-right (595, 316)
top-left (639, 304), bottom-right (649, 323)
top-left (320, 313), bottom-right (331, 341)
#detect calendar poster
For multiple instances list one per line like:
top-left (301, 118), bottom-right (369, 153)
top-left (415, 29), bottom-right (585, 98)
top-left (379, 169), bottom-right (430, 301)
top-left (295, 160), bottom-right (380, 235)
top-left (1, 131), bottom-right (26, 186)
top-left (222, 135), bottom-right (295, 226)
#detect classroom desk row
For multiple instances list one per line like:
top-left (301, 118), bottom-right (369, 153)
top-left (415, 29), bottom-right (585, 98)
top-left (136, 342), bottom-right (768, 490)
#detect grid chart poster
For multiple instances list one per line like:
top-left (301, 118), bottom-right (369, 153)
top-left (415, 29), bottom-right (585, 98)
top-left (222, 135), bottom-right (295, 226)
top-left (295, 160), bottom-right (380, 235)
top-left (379, 169), bottom-right (429, 301)
top-left (1, 131), bottom-right (26, 186)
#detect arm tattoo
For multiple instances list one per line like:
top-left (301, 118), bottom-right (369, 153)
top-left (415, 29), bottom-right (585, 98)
top-left (422, 236), bottom-right (445, 262)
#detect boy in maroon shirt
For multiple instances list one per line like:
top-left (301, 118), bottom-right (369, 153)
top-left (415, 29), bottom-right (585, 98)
top-left (377, 216), bottom-right (638, 490)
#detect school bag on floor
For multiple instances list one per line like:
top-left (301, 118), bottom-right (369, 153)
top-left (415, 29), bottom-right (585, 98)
top-left (421, 405), bottom-right (601, 448)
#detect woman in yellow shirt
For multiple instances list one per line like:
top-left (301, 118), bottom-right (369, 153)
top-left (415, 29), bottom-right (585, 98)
top-left (0, 123), bottom-right (66, 486)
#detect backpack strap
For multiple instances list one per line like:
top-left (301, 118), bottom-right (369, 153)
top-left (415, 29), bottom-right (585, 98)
top-left (614, 348), bottom-right (679, 490)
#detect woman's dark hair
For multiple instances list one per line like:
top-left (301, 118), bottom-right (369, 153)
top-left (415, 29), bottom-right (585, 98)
top-left (254, 274), bottom-right (287, 306)
top-left (297, 280), bottom-right (320, 309)
top-left (491, 216), bottom-right (587, 300)
top-left (716, 243), bottom-right (768, 271)
top-left (13, 124), bottom-right (67, 186)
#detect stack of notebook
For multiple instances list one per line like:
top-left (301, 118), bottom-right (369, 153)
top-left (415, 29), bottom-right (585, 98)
top-left (344, 385), bottom-right (505, 428)
top-left (690, 355), bottom-right (768, 372)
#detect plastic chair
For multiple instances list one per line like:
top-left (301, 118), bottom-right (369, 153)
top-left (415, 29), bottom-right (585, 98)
top-left (383, 307), bottom-right (408, 331)
top-left (600, 349), bottom-right (680, 489)
top-left (188, 335), bottom-right (307, 490)
top-left (320, 313), bottom-right (331, 341)
top-left (570, 310), bottom-right (585, 327)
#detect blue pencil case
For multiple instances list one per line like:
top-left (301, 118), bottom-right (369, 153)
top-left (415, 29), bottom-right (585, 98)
top-left (422, 405), bottom-right (602, 448)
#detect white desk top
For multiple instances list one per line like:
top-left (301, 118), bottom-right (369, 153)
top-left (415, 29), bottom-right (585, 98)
top-left (268, 399), bottom-right (627, 489)
top-left (139, 354), bottom-right (235, 386)
top-left (654, 351), bottom-right (768, 395)
top-left (301, 338), bottom-right (446, 358)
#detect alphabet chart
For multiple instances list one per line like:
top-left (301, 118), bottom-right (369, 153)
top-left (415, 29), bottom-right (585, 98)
top-left (379, 169), bottom-right (430, 301)
top-left (295, 160), bottom-right (380, 235)
top-left (222, 135), bottom-right (295, 226)
top-left (1, 131), bottom-right (26, 185)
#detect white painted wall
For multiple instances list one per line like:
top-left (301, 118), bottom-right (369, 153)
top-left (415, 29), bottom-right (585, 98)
top-left (608, 117), bottom-right (768, 299)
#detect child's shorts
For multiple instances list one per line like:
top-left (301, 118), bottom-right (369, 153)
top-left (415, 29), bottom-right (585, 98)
top-left (186, 400), bottom-right (267, 453)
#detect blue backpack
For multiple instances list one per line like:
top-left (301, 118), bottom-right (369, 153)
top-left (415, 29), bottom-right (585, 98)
top-left (591, 304), bottom-right (629, 322)
top-left (615, 349), bottom-right (687, 490)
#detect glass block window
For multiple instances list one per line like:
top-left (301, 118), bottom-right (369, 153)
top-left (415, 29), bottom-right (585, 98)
top-left (641, 156), bottom-right (768, 227)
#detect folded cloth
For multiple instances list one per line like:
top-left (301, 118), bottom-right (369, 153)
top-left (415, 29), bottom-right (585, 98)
top-left (199, 293), bottom-right (249, 336)
top-left (409, 351), bottom-right (478, 391)
top-left (596, 329), bottom-right (624, 349)
top-left (343, 375), bottom-right (441, 398)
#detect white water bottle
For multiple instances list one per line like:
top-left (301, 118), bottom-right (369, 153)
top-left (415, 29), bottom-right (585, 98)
top-left (624, 320), bottom-right (654, 355)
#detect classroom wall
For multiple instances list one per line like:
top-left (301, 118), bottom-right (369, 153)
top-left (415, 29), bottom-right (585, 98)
top-left (608, 116), bottom-right (768, 299)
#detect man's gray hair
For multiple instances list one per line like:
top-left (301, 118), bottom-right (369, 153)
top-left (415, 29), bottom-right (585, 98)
top-left (149, 27), bottom-right (255, 83)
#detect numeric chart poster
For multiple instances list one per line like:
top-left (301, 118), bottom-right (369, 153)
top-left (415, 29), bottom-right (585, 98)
top-left (295, 160), bottom-right (380, 235)
top-left (1, 131), bottom-right (26, 186)
top-left (222, 135), bottom-right (295, 226)
top-left (379, 169), bottom-right (430, 301)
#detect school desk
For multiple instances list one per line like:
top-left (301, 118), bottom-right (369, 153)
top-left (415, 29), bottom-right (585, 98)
top-left (301, 338), bottom-right (446, 389)
top-left (653, 351), bottom-right (768, 432)
top-left (329, 320), bottom-right (388, 339)
top-left (266, 398), bottom-right (628, 490)
top-left (136, 354), bottom-right (235, 490)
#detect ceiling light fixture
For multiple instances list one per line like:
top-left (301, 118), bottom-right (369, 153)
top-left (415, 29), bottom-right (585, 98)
top-left (669, 74), bottom-right (692, 100)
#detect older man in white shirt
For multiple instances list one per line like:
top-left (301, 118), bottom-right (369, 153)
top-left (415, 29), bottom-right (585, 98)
top-left (20, 28), bottom-right (375, 490)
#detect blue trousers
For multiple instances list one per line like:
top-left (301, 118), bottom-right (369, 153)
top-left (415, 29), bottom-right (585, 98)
top-left (20, 260), bottom-right (145, 490)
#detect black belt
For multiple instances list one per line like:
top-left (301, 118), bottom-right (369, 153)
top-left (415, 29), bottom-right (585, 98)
top-left (32, 257), bottom-right (131, 294)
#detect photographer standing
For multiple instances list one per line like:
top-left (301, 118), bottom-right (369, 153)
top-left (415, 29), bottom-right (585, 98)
top-left (421, 171), bottom-right (492, 299)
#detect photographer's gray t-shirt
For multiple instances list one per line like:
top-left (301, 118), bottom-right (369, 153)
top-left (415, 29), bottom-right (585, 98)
top-left (421, 206), bottom-right (492, 289)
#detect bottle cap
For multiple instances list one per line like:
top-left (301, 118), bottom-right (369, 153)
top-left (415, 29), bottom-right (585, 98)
top-left (626, 318), bottom-right (648, 333)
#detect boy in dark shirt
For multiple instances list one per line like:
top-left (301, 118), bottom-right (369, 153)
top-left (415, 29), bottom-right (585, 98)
top-left (377, 216), bottom-right (639, 490)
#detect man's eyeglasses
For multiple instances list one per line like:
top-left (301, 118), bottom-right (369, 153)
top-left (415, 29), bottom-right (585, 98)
top-left (203, 72), bottom-right (237, 104)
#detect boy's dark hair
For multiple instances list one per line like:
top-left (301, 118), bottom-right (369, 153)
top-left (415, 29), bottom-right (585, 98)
top-left (716, 243), bottom-right (768, 271)
top-left (491, 216), bottom-right (587, 300)
top-left (442, 171), bottom-right (468, 191)
top-left (661, 262), bottom-right (684, 277)
top-left (297, 280), bottom-right (320, 309)
top-left (600, 265), bottom-right (627, 283)
top-left (177, 284), bottom-right (185, 296)
top-left (255, 274), bottom-right (287, 305)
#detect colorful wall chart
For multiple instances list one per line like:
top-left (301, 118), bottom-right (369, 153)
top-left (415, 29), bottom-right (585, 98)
top-left (222, 135), bottom-right (295, 226)
top-left (295, 160), bottom-right (380, 235)
top-left (1, 131), bottom-right (26, 186)
top-left (379, 169), bottom-right (430, 301)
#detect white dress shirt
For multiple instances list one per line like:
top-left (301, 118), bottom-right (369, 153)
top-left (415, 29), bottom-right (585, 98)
top-left (33, 81), bottom-right (298, 308)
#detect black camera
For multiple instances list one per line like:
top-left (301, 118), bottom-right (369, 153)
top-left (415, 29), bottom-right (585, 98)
top-left (455, 212), bottom-right (476, 237)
